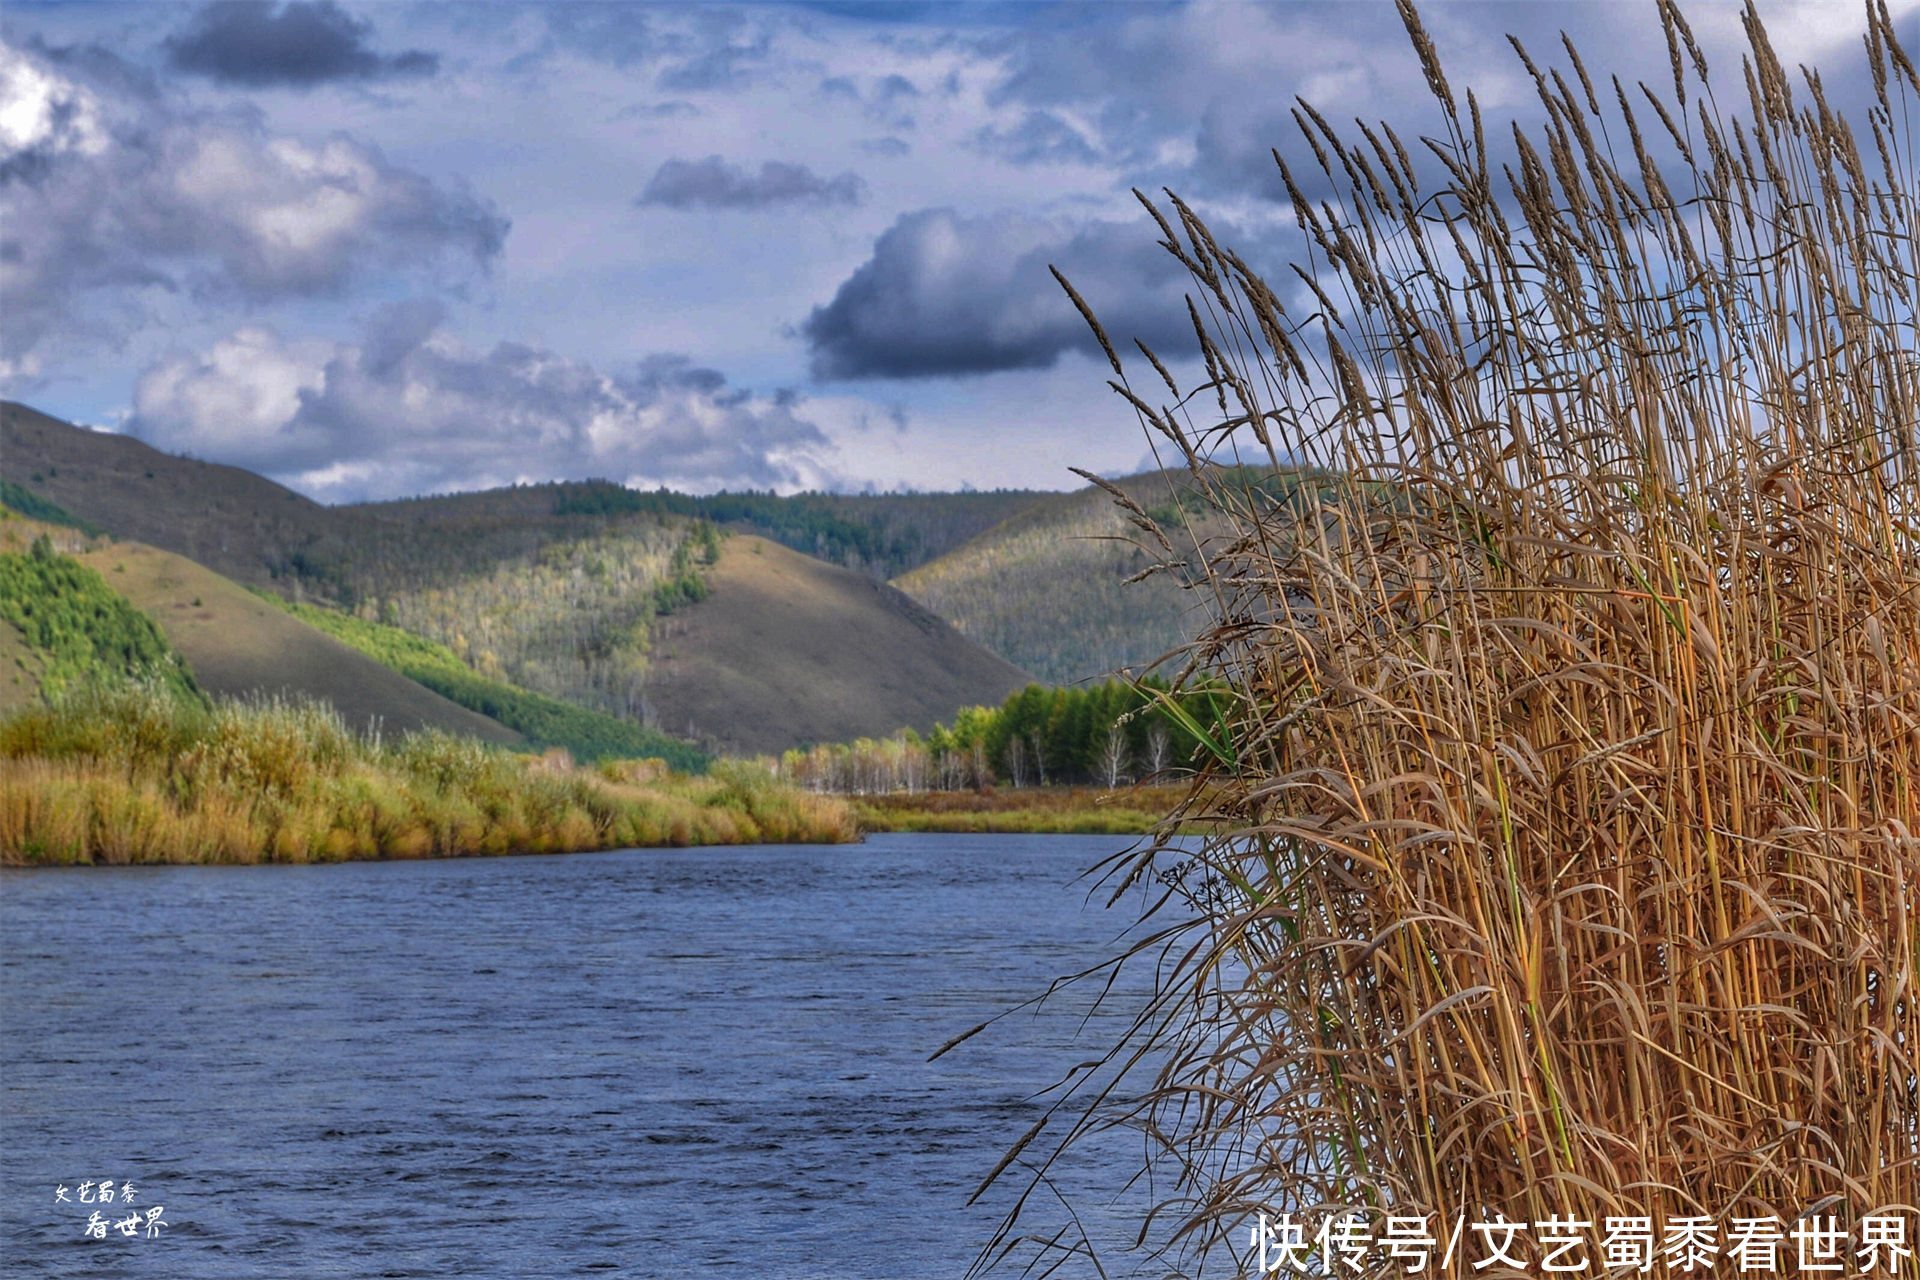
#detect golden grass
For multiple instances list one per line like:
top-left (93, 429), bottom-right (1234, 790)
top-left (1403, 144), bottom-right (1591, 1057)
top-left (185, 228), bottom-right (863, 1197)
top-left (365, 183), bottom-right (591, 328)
top-left (854, 783), bottom-right (1191, 834)
top-left (0, 686), bottom-right (855, 864)
top-left (1015, 1), bottom-right (1920, 1273)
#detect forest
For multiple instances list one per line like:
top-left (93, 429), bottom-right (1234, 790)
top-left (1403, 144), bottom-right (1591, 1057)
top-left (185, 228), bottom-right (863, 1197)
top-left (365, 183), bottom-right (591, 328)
top-left (773, 676), bottom-right (1220, 794)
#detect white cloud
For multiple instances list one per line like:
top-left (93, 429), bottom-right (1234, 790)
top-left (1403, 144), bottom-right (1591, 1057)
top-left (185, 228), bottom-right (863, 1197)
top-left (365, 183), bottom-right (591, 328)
top-left (0, 40), bottom-right (106, 162)
top-left (0, 37), bottom-right (506, 382)
top-left (128, 304), bottom-right (840, 501)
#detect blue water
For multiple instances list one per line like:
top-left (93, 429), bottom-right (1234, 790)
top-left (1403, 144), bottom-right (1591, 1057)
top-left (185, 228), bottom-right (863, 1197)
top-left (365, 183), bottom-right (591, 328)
top-left (0, 835), bottom-right (1173, 1278)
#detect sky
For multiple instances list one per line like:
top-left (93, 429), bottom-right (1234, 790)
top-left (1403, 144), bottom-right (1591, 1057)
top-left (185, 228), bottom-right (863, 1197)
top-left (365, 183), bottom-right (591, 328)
top-left (0, 0), bottom-right (1907, 503)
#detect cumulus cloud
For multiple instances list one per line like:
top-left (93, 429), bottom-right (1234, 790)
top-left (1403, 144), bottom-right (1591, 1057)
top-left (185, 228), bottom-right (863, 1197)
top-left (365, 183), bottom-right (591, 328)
top-left (164, 1), bottom-right (438, 88)
top-left (637, 155), bottom-right (866, 210)
top-left (128, 303), bottom-right (838, 501)
top-left (0, 38), bottom-right (506, 378)
top-left (802, 208), bottom-right (1213, 380)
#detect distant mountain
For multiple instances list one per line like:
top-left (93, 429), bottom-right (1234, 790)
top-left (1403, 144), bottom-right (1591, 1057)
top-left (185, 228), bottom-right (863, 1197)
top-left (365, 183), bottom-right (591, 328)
top-left (1, 403), bottom-right (1037, 751)
top-left (2, 401), bottom-right (337, 591)
top-left (892, 470), bottom-right (1222, 685)
top-left (535, 481), bottom-right (1046, 579)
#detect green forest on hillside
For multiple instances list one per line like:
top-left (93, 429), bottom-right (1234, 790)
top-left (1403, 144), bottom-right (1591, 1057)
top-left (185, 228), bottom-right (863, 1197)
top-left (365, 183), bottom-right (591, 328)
top-left (553, 480), bottom-right (1039, 578)
top-left (0, 481), bottom-right (104, 537)
top-left (0, 537), bottom-right (200, 704)
top-left (353, 522), bottom-right (718, 724)
top-left (271, 598), bottom-right (707, 771)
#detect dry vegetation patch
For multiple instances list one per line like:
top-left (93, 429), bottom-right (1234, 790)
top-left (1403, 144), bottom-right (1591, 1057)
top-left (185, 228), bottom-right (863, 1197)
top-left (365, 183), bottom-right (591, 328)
top-left (1007, 2), bottom-right (1920, 1272)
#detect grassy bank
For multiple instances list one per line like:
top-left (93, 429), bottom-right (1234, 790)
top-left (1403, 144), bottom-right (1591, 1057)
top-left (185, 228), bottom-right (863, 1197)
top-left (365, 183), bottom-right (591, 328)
top-left (852, 783), bottom-right (1191, 834)
top-left (0, 685), bottom-right (853, 865)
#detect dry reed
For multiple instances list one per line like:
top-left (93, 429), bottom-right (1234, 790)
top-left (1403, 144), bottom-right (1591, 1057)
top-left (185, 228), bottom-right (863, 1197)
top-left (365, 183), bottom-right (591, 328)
top-left (1009, 2), bottom-right (1920, 1275)
top-left (0, 685), bottom-right (855, 863)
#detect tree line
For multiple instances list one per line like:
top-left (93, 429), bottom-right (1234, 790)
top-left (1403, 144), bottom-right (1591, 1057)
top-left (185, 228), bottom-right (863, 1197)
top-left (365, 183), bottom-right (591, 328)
top-left (774, 677), bottom-right (1220, 794)
top-left (552, 480), bottom-right (1036, 579)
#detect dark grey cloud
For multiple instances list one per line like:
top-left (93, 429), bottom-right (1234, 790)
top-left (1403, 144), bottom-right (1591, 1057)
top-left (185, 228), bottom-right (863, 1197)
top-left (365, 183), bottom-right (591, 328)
top-left (802, 208), bottom-right (1211, 380)
top-left (164, 1), bottom-right (438, 88)
top-left (129, 305), bottom-right (837, 500)
top-left (0, 38), bottom-right (505, 377)
top-left (637, 156), bottom-right (865, 211)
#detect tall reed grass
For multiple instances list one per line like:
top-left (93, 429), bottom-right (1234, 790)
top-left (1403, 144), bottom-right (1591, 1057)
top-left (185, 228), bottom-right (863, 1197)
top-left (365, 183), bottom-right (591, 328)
top-left (0, 684), bottom-right (854, 864)
top-left (1018, 1), bottom-right (1919, 1273)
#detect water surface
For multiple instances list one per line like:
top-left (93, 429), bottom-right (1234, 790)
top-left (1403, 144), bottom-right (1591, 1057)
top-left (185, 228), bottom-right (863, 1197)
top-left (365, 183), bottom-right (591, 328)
top-left (1, 835), bottom-right (1170, 1278)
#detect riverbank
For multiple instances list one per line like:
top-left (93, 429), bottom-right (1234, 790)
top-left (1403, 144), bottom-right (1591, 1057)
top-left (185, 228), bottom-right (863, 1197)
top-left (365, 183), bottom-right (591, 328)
top-left (0, 686), bottom-right (855, 865)
top-left (852, 783), bottom-right (1191, 834)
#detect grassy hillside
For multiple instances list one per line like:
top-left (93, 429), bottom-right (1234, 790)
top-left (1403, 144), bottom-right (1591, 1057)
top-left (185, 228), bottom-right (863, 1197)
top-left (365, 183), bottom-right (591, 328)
top-left (273, 599), bottom-right (705, 770)
top-left (1, 401), bottom-right (336, 591)
top-left (0, 515), bottom-right (526, 747)
top-left (2, 401), bottom-right (1044, 594)
top-left (0, 533), bottom-right (200, 707)
top-left (647, 535), bottom-right (1032, 755)
top-left (892, 470), bottom-right (1215, 684)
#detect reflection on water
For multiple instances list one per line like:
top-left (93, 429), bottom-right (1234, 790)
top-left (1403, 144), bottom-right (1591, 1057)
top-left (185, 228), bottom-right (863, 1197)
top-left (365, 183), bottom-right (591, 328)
top-left (1, 835), bottom-right (1171, 1278)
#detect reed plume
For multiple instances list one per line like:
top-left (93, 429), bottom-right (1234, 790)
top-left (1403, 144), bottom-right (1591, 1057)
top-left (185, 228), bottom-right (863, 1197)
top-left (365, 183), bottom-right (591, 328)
top-left (1017, 2), bottom-right (1920, 1273)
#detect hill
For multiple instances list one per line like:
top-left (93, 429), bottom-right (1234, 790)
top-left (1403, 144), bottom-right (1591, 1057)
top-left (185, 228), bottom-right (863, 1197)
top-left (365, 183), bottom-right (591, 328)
top-left (892, 470), bottom-right (1222, 685)
top-left (1, 401), bottom-right (335, 591)
top-left (536, 481), bottom-right (1045, 578)
top-left (70, 537), bottom-right (526, 747)
top-left (2, 403), bottom-right (1039, 750)
top-left (646, 535), bottom-right (1032, 755)
top-left (0, 528), bottom-right (198, 713)
top-left (1, 402), bottom-right (1046, 593)
top-left (0, 509), bottom-right (522, 743)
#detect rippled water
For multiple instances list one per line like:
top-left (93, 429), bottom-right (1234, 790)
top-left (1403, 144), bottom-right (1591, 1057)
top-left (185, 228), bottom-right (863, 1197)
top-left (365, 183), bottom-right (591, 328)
top-left (1, 835), bottom-right (1172, 1278)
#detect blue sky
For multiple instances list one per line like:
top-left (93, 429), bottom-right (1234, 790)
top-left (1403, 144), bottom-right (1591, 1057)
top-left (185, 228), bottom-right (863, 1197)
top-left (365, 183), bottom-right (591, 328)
top-left (0, 0), bottom-right (1903, 501)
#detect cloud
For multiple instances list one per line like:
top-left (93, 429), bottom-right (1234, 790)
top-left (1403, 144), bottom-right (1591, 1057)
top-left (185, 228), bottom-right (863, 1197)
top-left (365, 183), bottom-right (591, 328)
top-left (128, 304), bottom-right (838, 501)
top-left (637, 156), bottom-right (866, 210)
top-left (164, 1), bottom-right (438, 88)
top-left (802, 208), bottom-right (1211, 380)
top-left (972, 110), bottom-right (1100, 166)
top-left (0, 38), bottom-right (506, 378)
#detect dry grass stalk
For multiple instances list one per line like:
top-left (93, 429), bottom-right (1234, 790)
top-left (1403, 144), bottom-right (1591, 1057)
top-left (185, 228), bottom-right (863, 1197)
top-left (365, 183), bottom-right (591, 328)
top-left (1009, 2), bottom-right (1920, 1274)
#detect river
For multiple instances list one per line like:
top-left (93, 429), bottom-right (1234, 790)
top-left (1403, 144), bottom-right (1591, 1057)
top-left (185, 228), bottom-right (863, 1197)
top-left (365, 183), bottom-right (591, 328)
top-left (1, 834), bottom-right (1179, 1278)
